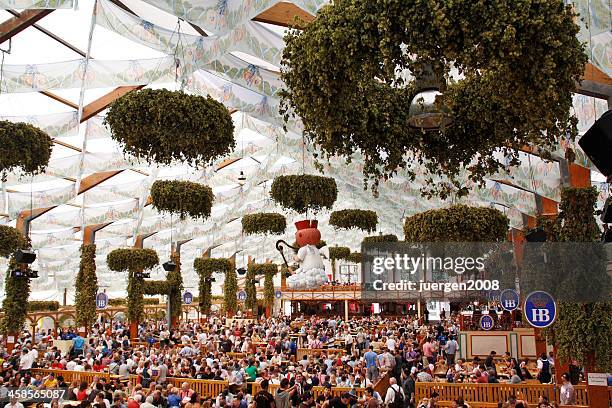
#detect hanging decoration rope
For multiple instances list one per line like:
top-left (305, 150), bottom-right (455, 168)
top-left (280, 0), bottom-right (586, 197)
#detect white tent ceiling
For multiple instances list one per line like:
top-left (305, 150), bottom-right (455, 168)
top-left (0, 0), bottom-right (609, 302)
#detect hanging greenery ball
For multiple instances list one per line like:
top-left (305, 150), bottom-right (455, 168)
top-left (104, 89), bottom-right (235, 167)
top-left (280, 0), bottom-right (586, 196)
top-left (150, 180), bottom-right (214, 220)
top-left (403, 205), bottom-right (509, 242)
top-left (362, 234), bottom-right (398, 244)
top-left (0, 121), bottom-right (52, 178)
top-left (107, 248), bottom-right (159, 272)
top-left (270, 175), bottom-right (338, 214)
top-left (330, 209), bottom-right (377, 232)
top-left (329, 246), bottom-right (351, 260)
top-left (242, 213), bottom-right (287, 235)
top-left (0, 225), bottom-right (29, 258)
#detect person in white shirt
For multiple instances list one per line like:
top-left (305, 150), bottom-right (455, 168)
top-left (18, 349), bottom-right (34, 372)
top-left (386, 337), bottom-right (396, 352)
top-left (384, 377), bottom-right (404, 405)
top-left (4, 397), bottom-right (24, 408)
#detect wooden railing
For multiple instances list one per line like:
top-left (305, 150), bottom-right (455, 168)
top-left (414, 383), bottom-right (605, 407)
top-left (296, 348), bottom-right (345, 360)
top-left (251, 383), bottom-right (365, 398)
top-left (32, 369), bottom-right (228, 399)
top-left (32, 368), bottom-right (111, 384)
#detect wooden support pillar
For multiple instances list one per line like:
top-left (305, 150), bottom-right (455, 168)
top-left (344, 299), bottom-right (349, 322)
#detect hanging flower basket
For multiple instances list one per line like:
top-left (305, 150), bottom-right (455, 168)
top-left (150, 180), bottom-right (214, 220)
top-left (280, 0), bottom-right (586, 196)
top-left (329, 209), bottom-right (377, 232)
top-left (242, 213), bottom-right (287, 235)
top-left (403, 205), bottom-right (509, 242)
top-left (104, 89), bottom-right (235, 167)
top-left (270, 175), bottom-right (337, 214)
top-left (0, 121), bottom-right (52, 179)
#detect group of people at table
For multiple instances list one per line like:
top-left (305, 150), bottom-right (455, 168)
top-left (0, 314), bottom-right (579, 408)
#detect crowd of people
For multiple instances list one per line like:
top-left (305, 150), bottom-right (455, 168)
top-left (0, 314), bottom-right (582, 408)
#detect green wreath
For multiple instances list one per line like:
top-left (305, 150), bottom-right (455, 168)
top-left (0, 121), bottom-right (52, 179)
top-left (105, 89), bottom-right (235, 167)
top-left (150, 180), bottom-right (214, 220)
top-left (329, 209), bottom-right (377, 232)
top-left (270, 175), bottom-right (337, 214)
top-left (280, 0), bottom-right (586, 197)
top-left (242, 213), bottom-right (287, 235)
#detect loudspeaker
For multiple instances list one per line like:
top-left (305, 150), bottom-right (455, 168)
top-left (236, 267), bottom-right (246, 276)
top-left (14, 249), bottom-right (36, 264)
top-left (162, 261), bottom-right (176, 272)
top-left (578, 110), bottom-right (612, 176)
top-left (525, 227), bottom-right (547, 242)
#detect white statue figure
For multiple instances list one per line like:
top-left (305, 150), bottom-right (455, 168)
top-left (286, 220), bottom-right (329, 290)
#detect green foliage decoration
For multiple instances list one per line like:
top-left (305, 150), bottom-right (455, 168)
top-left (0, 225), bottom-right (29, 258)
top-left (194, 257), bottom-right (232, 314)
top-left (537, 187), bottom-right (611, 371)
top-left (106, 248), bottom-right (159, 272)
top-left (346, 252), bottom-right (362, 264)
top-left (248, 264), bottom-right (278, 308)
top-left (104, 89), bottom-right (235, 167)
top-left (143, 280), bottom-right (171, 295)
top-left (362, 234), bottom-right (398, 244)
top-left (167, 253), bottom-right (183, 321)
top-left (150, 180), bottom-right (214, 220)
top-left (107, 248), bottom-right (159, 322)
top-left (224, 266), bottom-right (238, 314)
top-left (75, 244), bottom-right (98, 328)
top-left (0, 121), bottom-right (52, 179)
top-left (242, 213), bottom-right (287, 235)
top-left (329, 210), bottom-right (377, 232)
top-left (403, 205), bottom-right (509, 242)
top-left (28, 301), bottom-right (60, 312)
top-left (329, 247), bottom-right (351, 260)
top-left (280, 0), bottom-right (586, 197)
top-left (270, 175), bottom-right (337, 214)
top-left (244, 266), bottom-right (257, 311)
top-left (0, 257), bottom-right (30, 334)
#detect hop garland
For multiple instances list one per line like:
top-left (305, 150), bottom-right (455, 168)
top-left (150, 180), bottom-right (214, 220)
top-left (329, 209), bottom-right (377, 232)
top-left (105, 89), bottom-right (235, 167)
top-left (242, 213), bottom-right (287, 235)
top-left (28, 301), bottom-right (60, 312)
top-left (0, 121), bottom-right (52, 179)
top-left (194, 258), bottom-right (232, 314)
top-left (270, 175), bottom-right (337, 214)
top-left (75, 244), bottom-right (98, 328)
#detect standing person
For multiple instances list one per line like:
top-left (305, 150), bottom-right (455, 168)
top-left (344, 331), bottom-right (354, 355)
top-left (383, 377), bottom-right (404, 408)
top-left (403, 368), bottom-right (417, 408)
top-left (536, 353), bottom-right (552, 384)
top-left (444, 336), bottom-right (458, 367)
top-left (559, 373), bottom-right (576, 406)
top-left (254, 380), bottom-right (276, 408)
top-left (364, 346), bottom-right (379, 383)
top-left (274, 378), bottom-right (296, 408)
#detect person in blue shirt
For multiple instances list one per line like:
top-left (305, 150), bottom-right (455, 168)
top-left (72, 335), bottom-right (85, 357)
top-left (364, 346), bottom-right (379, 383)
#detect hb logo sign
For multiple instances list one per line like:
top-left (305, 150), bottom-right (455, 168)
top-left (500, 289), bottom-right (519, 312)
top-left (524, 291), bottom-right (557, 328)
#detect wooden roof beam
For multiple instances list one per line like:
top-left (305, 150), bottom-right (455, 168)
top-left (0, 9), bottom-right (53, 44)
top-left (253, 2), bottom-right (314, 27)
top-left (81, 85), bottom-right (145, 123)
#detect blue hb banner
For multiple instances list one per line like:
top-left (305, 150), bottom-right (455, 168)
top-left (500, 289), bottom-right (520, 312)
top-left (96, 292), bottom-right (108, 309)
top-left (183, 291), bottom-right (193, 304)
top-left (479, 315), bottom-right (494, 331)
top-left (524, 291), bottom-right (557, 328)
